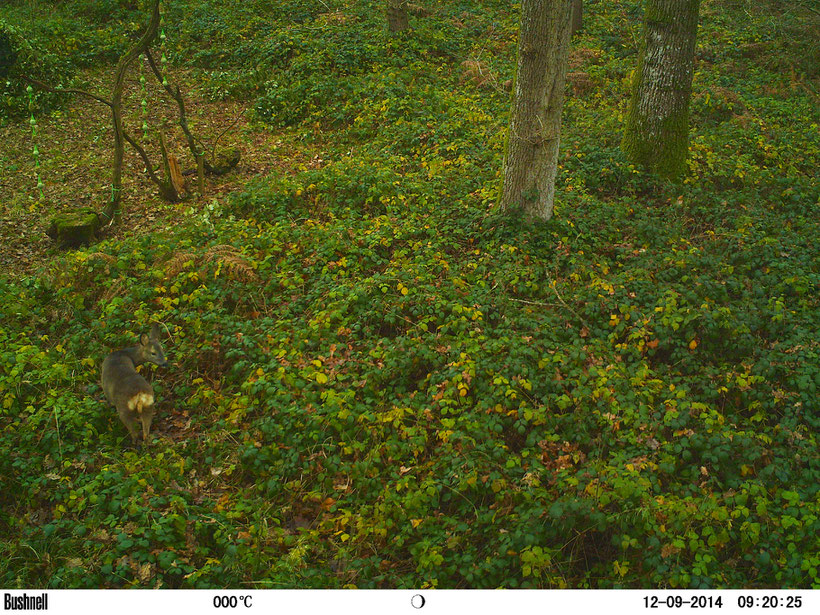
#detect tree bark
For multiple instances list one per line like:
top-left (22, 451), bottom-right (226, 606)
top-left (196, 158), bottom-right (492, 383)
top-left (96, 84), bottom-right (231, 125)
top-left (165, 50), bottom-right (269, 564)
top-left (105, 0), bottom-right (161, 224)
top-left (622, 0), bottom-right (700, 180)
top-left (571, 0), bottom-right (583, 36)
top-left (144, 49), bottom-right (216, 175)
top-left (121, 128), bottom-right (177, 202)
top-left (387, 0), bottom-right (410, 33)
top-left (501, 0), bottom-right (573, 221)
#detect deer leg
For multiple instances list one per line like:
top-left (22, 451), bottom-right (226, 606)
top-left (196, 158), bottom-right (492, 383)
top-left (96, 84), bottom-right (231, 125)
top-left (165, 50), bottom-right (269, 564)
top-left (119, 407), bottom-right (141, 444)
top-left (140, 408), bottom-right (154, 446)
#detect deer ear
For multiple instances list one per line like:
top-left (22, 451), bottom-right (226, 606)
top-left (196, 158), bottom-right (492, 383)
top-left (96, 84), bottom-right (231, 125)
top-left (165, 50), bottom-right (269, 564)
top-left (150, 323), bottom-right (160, 340)
top-left (140, 333), bottom-right (150, 346)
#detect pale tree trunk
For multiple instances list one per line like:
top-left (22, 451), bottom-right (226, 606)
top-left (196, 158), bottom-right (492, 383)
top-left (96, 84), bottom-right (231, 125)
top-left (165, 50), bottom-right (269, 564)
top-left (387, 0), bottom-right (409, 33)
top-left (501, 0), bottom-right (573, 221)
top-left (622, 0), bottom-right (700, 180)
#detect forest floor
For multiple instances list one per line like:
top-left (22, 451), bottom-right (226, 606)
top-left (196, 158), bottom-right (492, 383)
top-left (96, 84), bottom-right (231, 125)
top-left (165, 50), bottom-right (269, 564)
top-left (1, 0), bottom-right (818, 590)
top-left (0, 66), bottom-right (314, 275)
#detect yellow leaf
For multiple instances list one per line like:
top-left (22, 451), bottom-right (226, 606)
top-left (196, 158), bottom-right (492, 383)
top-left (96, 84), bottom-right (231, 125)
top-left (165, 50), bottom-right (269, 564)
top-left (689, 339), bottom-right (698, 350)
top-left (316, 373), bottom-right (328, 384)
top-left (411, 519), bottom-right (422, 528)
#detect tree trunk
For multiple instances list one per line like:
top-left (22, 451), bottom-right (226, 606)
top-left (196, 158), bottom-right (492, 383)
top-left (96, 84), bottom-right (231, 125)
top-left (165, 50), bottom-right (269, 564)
top-left (104, 0), bottom-right (161, 224)
top-left (622, 0), bottom-right (700, 180)
top-left (387, 0), bottom-right (410, 33)
top-left (571, 0), bottom-right (582, 36)
top-left (501, 0), bottom-right (573, 221)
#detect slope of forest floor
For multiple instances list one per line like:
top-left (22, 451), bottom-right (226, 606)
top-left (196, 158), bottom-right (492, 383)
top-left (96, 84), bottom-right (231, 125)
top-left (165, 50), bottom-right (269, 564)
top-left (0, 66), bottom-right (316, 274)
top-left (1, 0), bottom-right (818, 589)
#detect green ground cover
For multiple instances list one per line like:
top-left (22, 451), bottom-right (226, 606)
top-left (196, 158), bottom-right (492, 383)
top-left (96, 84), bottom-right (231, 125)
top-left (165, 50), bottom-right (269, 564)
top-left (1, 0), bottom-right (818, 588)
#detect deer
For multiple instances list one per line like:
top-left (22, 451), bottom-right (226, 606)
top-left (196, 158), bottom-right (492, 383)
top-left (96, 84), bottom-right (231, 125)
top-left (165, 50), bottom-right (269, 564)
top-left (101, 323), bottom-right (167, 446)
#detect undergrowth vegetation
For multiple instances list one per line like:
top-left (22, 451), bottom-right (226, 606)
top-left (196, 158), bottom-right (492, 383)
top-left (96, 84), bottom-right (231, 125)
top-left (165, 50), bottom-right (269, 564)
top-left (1, 0), bottom-right (818, 588)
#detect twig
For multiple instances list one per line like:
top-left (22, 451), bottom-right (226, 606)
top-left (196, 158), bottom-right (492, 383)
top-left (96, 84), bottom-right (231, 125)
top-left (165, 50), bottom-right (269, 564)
top-left (20, 74), bottom-right (112, 108)
top-left (549, 280), bottom-right (592, 331)
top-left (509, 297), bottom-right (561, 308)
top-left (507, 284), bottom-right (592, 332)
top-left (210, 110), bottom-right (243, 162)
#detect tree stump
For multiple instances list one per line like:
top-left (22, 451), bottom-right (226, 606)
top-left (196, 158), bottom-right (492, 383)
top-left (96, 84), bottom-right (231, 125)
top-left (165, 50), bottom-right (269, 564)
top-left (46, 208), bottom-right (101, 248)
top-left (387, 1), bottom-right (410, 33)
top-left (0, 28), bottom-right (17, 78)
top-left (210, 148), bottom-right (241, 175)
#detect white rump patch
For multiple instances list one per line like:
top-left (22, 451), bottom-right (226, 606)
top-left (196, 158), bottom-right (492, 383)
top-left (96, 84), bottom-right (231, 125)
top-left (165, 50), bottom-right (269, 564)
top-left (127, 392), bottom-right (154, 412)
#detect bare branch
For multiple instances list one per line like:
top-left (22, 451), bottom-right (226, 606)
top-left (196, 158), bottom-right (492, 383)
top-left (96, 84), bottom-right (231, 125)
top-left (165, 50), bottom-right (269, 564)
top-left (20, 74), bottom-right (112, 108)
top-left (144, 48), bottom-right (215, 173)
top-left (122, 129), bottom-right (178, 202)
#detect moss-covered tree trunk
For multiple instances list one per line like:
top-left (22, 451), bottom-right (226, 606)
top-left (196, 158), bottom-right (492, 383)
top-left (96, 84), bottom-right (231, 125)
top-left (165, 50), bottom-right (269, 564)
top-left (501, 0), bottom-right (573, 221)
top-left (387, 0), bottom-right (409, 33)
top-left (622, 0), bottom-right (700, 180)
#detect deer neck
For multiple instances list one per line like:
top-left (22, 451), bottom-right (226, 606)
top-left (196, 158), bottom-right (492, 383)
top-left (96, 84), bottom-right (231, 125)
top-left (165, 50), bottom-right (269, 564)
top-left (118, 346), bottom-right (145, 367)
